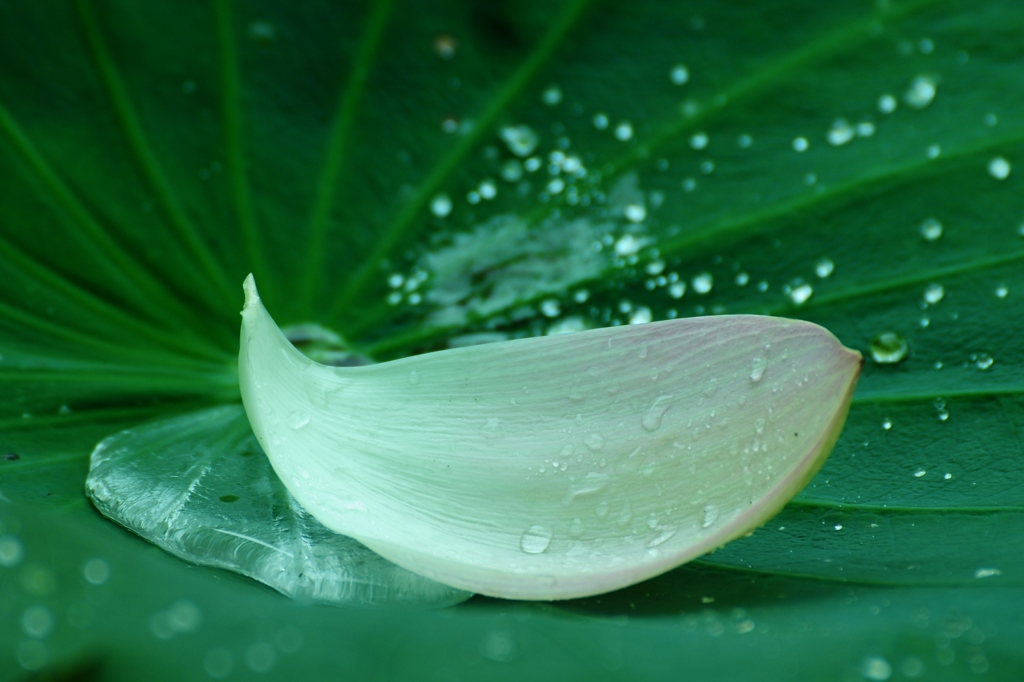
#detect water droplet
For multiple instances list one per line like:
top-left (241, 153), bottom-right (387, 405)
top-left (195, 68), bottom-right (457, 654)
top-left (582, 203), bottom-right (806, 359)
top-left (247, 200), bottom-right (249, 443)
top-left (973, 353), bottom-right (994, 370)
top-left (826, 119), bottom-right (854, 146)
top-left (861, 655), bottom-right (893, 681)
top-left (583, 433), bottom-right (605, 452)
top-left (923, 283), bottom-right (945, 304)
top-left (974, 567), bottom-right (1000, 579)
top-left (478, 179), bottom-right (497, 200)
top-left (704, 376), bottom-right (720, 399)
top-left (670, 64), bottom-right (690, 85)
top-left (926, 144), bottom-right (941, 159)
top-left (614, 121), bottom-right (634, 142)
top-left (749, 357), bottom-right (767, 382)
top-left (692, 273), bottom-right (713, 294)
top-left (878, 93), bottom-right (898, 114)
top-left (519, 525), bottom-right (552, 554)
top-left (934, 398), bottom-right (949, 421)
top-left (541, 85), bottom-right (562, 106)
top-left (815, 258), bottom-right (834, 278)
top-left (642, 395), bottom-right (674, 432)
top-left (690, 132), bottom-right (709, 150)
top-left (430, 194), bottom-right (452, 217)
top-left (616, 503), bottom-right (634, 528)
top-left (988, 156), bottom-right (1011, 180)
top-left (913, 469), bottom-right (926, 478)
top-left (499, 124), bottom-right (539, 157)
top-left (995, 284), bottom-right (1008, 298)
top-left (614, 234), bottom-right (645, 256)
top-left (540, 299), bottom-right (561, 317)
top-left (569, 472), bottom-right (610, 500)
top-left (792, 137), bottom-right (809, 152)
top-left (500, 159), bottom-right (523, 183)
top-left (668, 282), bottom-right (686, 299)
top-left (882, 419), bottom-right (892, 430)
top-left (21, 605), bottom-right (55, 639)
top-left (833, 524), bottom-right (843, 531)
top-left (788, 283), bottom-right (813, 305)
top-left (701, 504), bottom-right (719, 528)
top-left (944, 473), bottom-right (953, 480)
top-left (919, 217), bottom-right (943, 241)
top-left (870, 332), bottom-right (908, 364)
top-left (904, 75), bottom-right (937, 109)
top-left (592, 113), bottom-right (608, 130)
top-left (629, 307), bottom-right (652, 324)
top-left (83, 558), bottom-right (110, 585)
top-left (754, 418), bottom-right (765, 435)
top-left (286, 411), bottom-right (310, 430)
top-left (647, 526), bottom-right (677, 548)
top-left (0, 535), bottom-right (24, 568)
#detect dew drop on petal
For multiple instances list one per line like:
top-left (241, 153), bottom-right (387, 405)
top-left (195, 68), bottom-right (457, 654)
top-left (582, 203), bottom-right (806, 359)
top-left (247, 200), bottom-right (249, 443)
top-left (583, 433), bottom-right (605, 452)
top-left (870, 332), bottom-right (908, 364)
top-left (750, 357), bottom-right (767, 383)
top-left (286, 411), bottom-right (310, 430)
top-left (519, 525), bottom-right (552, 554)
top-left (670, 64), bottom-right (690, 85)
top-left (700, 504), bottom-right (719, 529)
top-left (641, 396), bottom-right (673, 432)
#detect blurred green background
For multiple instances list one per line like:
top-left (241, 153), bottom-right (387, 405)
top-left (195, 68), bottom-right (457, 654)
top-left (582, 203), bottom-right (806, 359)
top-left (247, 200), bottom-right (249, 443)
top-left (2, 0), bottom-right (1023, 679)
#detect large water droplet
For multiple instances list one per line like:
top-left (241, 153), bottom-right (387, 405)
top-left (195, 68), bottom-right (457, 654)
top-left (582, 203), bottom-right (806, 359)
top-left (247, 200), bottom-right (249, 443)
top-left (286, 411), bottom-right (310, 430)
top-left (870, 332), bottom-right (908, 364)
top-left (519, 525), bottom-right (552, 554)
top-left (750, 357), bottom-right (767, 382)
top-left (641, 395), bottom-right (673, 432)
top-left (583, 433), bottom-right (605, 452)
top-left (701, 504), bottom-right (719, 528)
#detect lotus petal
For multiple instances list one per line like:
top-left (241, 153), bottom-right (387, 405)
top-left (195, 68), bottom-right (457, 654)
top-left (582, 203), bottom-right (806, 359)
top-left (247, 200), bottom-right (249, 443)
top-left (239, 275), bottom-right (862, 600)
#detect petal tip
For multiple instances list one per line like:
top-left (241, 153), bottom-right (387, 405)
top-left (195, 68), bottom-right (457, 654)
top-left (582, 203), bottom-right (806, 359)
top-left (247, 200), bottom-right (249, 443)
top-left (242, 274), bottom-right (260, 313)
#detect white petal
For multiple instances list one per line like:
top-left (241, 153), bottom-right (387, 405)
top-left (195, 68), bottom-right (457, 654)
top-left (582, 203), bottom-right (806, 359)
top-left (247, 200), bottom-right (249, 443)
top-left (239, 275), bottom-right (862, 600)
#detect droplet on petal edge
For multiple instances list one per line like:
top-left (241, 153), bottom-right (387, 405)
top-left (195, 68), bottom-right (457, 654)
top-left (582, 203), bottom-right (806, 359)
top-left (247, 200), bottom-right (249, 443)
top-left (239, 275), bottom-right (863, 600)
